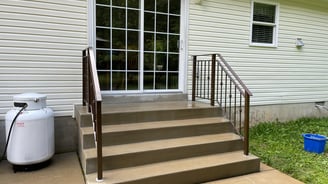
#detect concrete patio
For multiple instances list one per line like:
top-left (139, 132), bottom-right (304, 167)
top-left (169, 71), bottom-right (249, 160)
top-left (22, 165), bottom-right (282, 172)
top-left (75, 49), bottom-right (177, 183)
top-left (0, 152), bottom-right (84, 184)
top-left (0, 152), bottom-right (304, 184)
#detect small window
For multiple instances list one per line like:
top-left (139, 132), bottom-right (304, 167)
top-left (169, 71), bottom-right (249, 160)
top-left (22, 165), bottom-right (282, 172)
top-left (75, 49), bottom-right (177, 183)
top-left (250, 2), bottom-right (278, 47)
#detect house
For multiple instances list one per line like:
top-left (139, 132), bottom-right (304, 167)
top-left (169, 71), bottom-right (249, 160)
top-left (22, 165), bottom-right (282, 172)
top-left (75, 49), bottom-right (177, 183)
top-left (1, 0), bottom-right (328, 183)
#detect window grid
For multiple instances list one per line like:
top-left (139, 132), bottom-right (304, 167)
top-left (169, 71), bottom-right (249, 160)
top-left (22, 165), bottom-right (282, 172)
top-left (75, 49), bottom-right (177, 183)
top-left (250, 1), bottom-right (278, 47)
top-left (143, 0), bottom-right (180, 90)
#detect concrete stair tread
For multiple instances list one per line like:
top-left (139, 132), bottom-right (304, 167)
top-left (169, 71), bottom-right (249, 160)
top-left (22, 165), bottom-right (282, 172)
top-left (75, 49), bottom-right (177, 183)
top-left (82, 117), bottom-right (229, 135)
top-left (101, 101), bottom-right (216, 114)
top-left (85, 151), bottom-right (259, 184)
top-left (84, 133), bottom-right (241, 158)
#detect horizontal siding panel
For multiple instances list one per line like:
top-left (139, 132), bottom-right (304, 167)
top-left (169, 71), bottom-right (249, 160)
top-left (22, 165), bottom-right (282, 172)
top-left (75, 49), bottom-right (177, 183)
top-left (0, 74), bottom-right (81, 81)
top-left (0, 61), bottom-right (81, 69)
top-left (1, 19), bottom-right (85, 32)
top-left (191, 0), bottom-right (249, 14)
top-left (0, 0), bottom-right (86, 13)
top-left (190, 9), bottom-right (250, 23)
top-left (0, 93), bottom-right (82, 102)
top-left (0, 93), bottom-right (82, 104)
top-left (189, 47), bottom-right (328, 59)
top-left (0, 87), bottom-right (82, 94)
top-left (279, 24), bottom-right (328, 38)
top-left (0, 40), bottom-right (85, 50)
top-left (190, 19), bottom-right (249, 32)
top-left (0, 26), bottom-right (86, 39)
top-left (0, 68), bottom-right (81, 75)
top-left (0, 47), bottom-right (81, 57)
top-left (189, 41), bottom-right (328, 53)
top-left (0, 3), bottom-right (86, 19)
top-left (0, 12), bottom-right (85, 26)
top-left (14, 0), bottom-right (86, 7)
top-left (230, 63), bottom-right (328, 69)
top-left (0, 33), bottom-right (86, 44)
top-left (47, 99), bottom-right (81, 106)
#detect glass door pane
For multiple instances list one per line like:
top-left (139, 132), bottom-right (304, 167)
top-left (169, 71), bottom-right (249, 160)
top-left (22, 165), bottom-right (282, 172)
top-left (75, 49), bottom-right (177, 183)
top-left (143, 0), bottom-right (181, 90)
top-left (96, 0), bottom-right (140, 91)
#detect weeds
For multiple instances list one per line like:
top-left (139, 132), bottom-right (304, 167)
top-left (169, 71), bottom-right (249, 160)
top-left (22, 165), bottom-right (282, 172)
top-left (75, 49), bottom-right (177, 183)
top-left (250, 117), bottom-right (328, 184)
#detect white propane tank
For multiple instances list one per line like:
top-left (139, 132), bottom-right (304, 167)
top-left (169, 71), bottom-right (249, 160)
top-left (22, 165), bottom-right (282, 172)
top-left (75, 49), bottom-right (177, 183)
top-left (5, 93), bottom-right (54, 165)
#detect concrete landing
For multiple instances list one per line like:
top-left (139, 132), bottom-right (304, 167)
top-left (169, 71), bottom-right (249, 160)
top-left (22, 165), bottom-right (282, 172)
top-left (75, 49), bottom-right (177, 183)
top-left (0, 152), bottom-right (84, 184)
top-left (0, 152), bottom-right (304, 184)
top-left (205, 164), bottom-right (304, 184)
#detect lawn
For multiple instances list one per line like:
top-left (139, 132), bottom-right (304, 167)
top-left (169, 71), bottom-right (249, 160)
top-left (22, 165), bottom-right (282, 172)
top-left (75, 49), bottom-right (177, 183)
top-left (249, 117), bottom-right (328, 184)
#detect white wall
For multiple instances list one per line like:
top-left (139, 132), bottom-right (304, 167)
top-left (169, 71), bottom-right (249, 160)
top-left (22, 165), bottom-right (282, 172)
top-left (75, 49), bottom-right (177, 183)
top-left (0, 0), bottom-right (88, 119)
top-left (188, 0), bottom-right (328, 106)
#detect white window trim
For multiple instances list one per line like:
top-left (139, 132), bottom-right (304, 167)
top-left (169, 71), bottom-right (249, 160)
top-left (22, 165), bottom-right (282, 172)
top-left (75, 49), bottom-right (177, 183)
top-left (249, 0), bottom-right (279, 48)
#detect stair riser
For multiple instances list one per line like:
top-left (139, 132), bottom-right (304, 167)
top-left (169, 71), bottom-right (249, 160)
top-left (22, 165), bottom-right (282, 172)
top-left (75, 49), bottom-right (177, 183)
top-left (84, 139), bottom-right (243, 174)
top-left (103, 159), bottom-right (260, 184)
top-left (101, 108), bottom-right (222, 125)
top-left (82, 122), bottom-right (233, 149)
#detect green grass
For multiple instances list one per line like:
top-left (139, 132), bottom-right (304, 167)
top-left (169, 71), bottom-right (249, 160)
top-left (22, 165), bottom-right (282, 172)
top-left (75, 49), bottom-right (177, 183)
top-left (250, 117), bottom-right (328, 184)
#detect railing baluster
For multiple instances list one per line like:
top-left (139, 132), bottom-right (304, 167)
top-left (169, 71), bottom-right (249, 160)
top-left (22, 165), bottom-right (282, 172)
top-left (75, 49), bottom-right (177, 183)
top-left (229, 79), bottom-right (232, 119)
top-left (224, 74), bottom-right (227, 112)
top-left (207, 60), bottom-right (210, 100)
top-left (220, 66), bottom-right (223, 107)
top-left (239, 92), bottom-right (242, 134)
top-left (234, 86), bottom-right (237, 127)
top-left (244, 93), bottom-right (250, 155)
top-left (196, 61), bottom-right (198, 97)
top-left (210, 54), bottom-right (216, 106)
top-left (192, 56), bottom-right (196, 101)
top-left (199, 61), bottom-right (203, 98)
top-left (216, 63), bottom-right (220, 103)
top-left (96, 101), bottom-right (103, 179)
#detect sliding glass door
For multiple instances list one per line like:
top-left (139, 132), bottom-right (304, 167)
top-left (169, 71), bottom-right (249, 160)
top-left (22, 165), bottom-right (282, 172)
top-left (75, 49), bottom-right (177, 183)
top-left (95, 0), bottom-right (183, 92)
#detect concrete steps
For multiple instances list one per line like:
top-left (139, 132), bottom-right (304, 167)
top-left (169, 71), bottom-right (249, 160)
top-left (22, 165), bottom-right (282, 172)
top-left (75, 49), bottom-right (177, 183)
top-left (81, 117), bottom-right (232, 149)
top-left (75, 101), bottom-right (260, 184)
top-left (82, 133), bottom-right (243, 174)
top-left (85, 151), bottom-right (259, 184)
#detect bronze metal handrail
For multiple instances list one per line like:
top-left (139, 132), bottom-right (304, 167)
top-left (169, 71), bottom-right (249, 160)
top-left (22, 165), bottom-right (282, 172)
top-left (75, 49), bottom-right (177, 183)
top-left (82, 47), bottom-right (103, 181)
top-left (192, 54), bottom-right (252, 155)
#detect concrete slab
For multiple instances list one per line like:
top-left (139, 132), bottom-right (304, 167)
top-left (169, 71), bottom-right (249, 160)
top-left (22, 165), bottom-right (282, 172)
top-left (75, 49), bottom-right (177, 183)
top-left (0, 152), bottom-right (304, 184)
top-left (0, 152), bottom-right (84, 184)
top-left (205, 164), bottom-right (304, 184)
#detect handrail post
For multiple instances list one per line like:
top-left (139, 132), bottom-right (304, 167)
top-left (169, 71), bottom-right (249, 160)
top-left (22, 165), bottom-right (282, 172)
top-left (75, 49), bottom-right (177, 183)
top-left (244, 92), bottom-right (250, 155)
top-left (96, 101), bottom-right (103, 181)
top-left (82, 50), bottom-right (87, 106)
top-left (192, 56), bottom-right (197, 101)
top-left (210, 54), bottom-right (216, 106)
top-left (87, 50), bottom-right (92, 112)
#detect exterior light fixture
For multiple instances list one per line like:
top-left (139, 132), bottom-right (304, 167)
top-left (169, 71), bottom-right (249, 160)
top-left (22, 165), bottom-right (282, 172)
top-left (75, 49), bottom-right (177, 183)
top-left (296, 38), bottom-right (304, 47)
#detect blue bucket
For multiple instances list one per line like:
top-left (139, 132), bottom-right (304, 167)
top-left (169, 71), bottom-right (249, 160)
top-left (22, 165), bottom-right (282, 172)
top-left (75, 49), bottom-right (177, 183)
top-left (302, 133), bottom-right (327, 154)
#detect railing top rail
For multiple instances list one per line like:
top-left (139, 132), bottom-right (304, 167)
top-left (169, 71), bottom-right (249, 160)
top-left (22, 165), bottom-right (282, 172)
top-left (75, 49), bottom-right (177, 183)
top-left (82, 47), bottom-right (103, 181)
top-left (87, 47), bottom-right (102, 101)
top-left (192, 53), bottom-right (253, 97)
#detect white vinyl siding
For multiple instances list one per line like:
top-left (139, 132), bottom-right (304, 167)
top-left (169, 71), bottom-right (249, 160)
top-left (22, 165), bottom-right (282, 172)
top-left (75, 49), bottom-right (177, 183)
top-left (188, 0), bottom-right (328, 106)
top-left (0, 0), bottom-right (88, 119)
